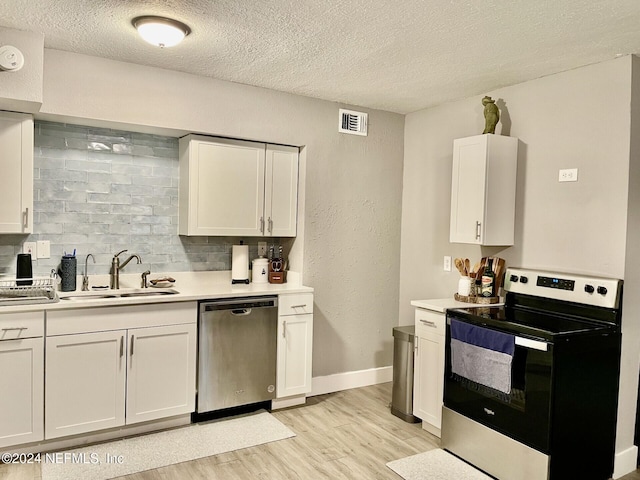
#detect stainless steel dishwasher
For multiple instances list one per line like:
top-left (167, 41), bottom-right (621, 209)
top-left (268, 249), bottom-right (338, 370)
top-left (196, 296), bottom-right (278, 414)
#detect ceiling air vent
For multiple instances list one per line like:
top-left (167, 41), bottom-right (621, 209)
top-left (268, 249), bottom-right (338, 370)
top-left (339, 109), bottom-right (368, 136)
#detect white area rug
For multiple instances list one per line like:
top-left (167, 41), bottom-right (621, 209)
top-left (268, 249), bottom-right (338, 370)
top-left (42, 411), bottom-right (295, 480)
top-left (387, 449), bottom-right (493, 480)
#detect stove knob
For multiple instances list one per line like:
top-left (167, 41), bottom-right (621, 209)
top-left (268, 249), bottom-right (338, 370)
top-left (509, 275), bottom-right (519, 282)
top-left (520, 276), bottom-right (528, 284)
top-left (584, 284), bottom-right (595, 294)
top-left (597, 286), bottom-right (608, 295)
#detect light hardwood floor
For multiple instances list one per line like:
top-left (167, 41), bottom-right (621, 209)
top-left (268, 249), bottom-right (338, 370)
top-left (2, 383), bottom-right (640, 479)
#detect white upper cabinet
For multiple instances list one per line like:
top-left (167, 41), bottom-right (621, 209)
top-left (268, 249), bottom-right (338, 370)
top-left (0, 111), bottom-right (33, 234)
top-left (179, 135), bottom-right (298, 237)
top-left (265, 144), bottom-right (299, 237)
top-left (449, 134), bottom-right (518, 245)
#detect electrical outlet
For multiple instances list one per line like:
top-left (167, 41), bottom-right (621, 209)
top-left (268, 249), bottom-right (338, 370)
top-left (258, 241), bottom-right (267, 257)
top-left (37, 240), bottom-right (50, 259)
top-left (558, 168), bottom-right (578, 182)
top-left (444, 256), bottom-right (452, 272)
top-left (23, 242), bottom-right (36, 255)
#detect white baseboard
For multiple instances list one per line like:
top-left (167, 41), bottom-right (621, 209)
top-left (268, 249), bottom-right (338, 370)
top-left (613, 445), bottom-right (639, 478)
top-left (310, 366), bottom-right (392, 397)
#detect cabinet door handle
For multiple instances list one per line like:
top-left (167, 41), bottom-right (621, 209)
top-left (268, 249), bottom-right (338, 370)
top-left (282, 320), bottom-right (286, 338)
top-left (2, 327), bottom-right (27, 331)
top-left (419, 319), bottom-right (437, 328)
top-left (290, 304), bottom-right (307, 309)
top-left (130, 335), bottom-right (135, 357)
top-left (120, 336), bottom-right (124, 358)
top-left (475, 221), bottom-right (482, 240)
top-left (268, 217), bottom-right (273, 234)
top-left (260, 216), bottom-right (265, 234)
top-left (24, 208), bottom-right (29, 229)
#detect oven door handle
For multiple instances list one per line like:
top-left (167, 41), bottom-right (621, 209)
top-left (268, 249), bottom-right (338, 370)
top-left (515, 336), bottom-right (549, 351)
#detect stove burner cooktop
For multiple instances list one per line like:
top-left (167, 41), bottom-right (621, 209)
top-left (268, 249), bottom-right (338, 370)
top-left (447, 305), bottom-right (615, 341)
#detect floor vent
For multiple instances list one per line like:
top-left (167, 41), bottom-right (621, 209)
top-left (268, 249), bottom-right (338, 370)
top-left (339, 109), bottom-right (368, 136)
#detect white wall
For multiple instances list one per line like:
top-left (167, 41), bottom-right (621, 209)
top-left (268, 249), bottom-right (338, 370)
top-left (3, 38), bottom-right (406, 380)
top-left (400, 56), bottom-right (637, 476)
top-left (400, 57), bottom-right (631, 323)
top-left (0, 27), bottom-right (43, 112)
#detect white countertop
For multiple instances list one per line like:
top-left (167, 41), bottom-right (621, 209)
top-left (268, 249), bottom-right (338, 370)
top-left (410, 298), bottom-right (477, 313)
top-left (0, 271), bottom-right (313, 313)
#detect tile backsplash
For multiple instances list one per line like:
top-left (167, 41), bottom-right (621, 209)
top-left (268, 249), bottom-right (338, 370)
top-left (0, 121), bottom-right (289, 278)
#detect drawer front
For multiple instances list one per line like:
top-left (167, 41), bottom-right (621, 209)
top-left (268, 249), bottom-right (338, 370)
top-left (415, 308), bottom-right (445, 336)
top-left (46, 302), bottom-right (198, 336)
top-left (279, 293), bottom-right (313, 316)
top-left (0, 311), bottom-right (44, 339)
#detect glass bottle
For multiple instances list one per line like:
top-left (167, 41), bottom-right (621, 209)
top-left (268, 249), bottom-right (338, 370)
top-left (481, 259), bottom-right (495, 297)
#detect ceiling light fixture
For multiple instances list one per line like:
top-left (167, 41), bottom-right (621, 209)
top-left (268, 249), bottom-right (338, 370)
top-left (132, 16), bottom-right (191, 48)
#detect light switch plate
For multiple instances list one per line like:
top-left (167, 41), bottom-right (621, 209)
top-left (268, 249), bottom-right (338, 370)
top-left (37, 240), bottom-right (50, 259)
top-left (444, 256), bottom-right (452, 272)
top-left (258, 241), bottom-right (267, 257)
top-left (23, 242), bottom-right (36, 255)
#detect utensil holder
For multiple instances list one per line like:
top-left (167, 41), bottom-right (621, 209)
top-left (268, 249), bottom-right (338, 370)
top-left (60, 255), bottom-right (77, 292)
top-left (269, 271), bottom-right (286, 284)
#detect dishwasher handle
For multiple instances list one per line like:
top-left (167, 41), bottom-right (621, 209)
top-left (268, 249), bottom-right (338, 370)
top-left (201, 296), bottom-right (278, 312)
top-left (231, 309), bottom-right (252, 316)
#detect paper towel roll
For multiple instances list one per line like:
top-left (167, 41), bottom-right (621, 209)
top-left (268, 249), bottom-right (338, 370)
top-left (231, 244), bottom-right (249, 284)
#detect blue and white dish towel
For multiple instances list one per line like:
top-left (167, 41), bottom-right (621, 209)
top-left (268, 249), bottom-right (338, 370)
top-left (450, 318), bottom-right (515, 394)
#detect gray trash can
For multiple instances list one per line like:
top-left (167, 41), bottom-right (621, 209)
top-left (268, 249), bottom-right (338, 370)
top-left (391, 325), bottom-right (420, 423)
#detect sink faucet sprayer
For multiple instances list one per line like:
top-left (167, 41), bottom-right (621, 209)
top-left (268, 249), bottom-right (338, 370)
top-left (110, 249), bottom-right (142, 289)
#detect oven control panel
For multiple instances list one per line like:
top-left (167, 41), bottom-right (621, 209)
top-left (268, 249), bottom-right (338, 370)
top-left (505, 268), bottom-right (622, 309)
top-left (536, 276), bottom-right (575, 291)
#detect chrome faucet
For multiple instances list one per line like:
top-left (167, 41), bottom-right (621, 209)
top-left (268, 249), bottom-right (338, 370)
top-left (110, 249), bottom-right (142, 289)
top-left (82, 253), bottom-right (95, 291)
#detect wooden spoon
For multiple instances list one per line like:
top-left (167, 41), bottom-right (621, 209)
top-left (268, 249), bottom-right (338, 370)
top-left (454, 258), bottom-right (465, 275)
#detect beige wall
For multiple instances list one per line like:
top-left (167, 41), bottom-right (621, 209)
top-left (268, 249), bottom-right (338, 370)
top-left (400, 56), bottom-right (637, 474)
top-left (31, 47), bottom-right (405, 379)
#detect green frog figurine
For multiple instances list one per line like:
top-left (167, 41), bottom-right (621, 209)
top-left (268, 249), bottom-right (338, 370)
top-left (482, 96), bottom-right (499, 134)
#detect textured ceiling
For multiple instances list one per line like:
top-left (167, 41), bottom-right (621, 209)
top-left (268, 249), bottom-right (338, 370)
top-left (2, 0), bottom-right (640, 114)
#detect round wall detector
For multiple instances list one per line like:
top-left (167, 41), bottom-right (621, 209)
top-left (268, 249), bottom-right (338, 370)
top-left (0, 45), bottom-right (25, 72)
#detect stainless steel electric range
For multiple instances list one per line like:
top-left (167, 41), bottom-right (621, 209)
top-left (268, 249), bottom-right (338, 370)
top-left (442, 268), bottom-right (623, 480)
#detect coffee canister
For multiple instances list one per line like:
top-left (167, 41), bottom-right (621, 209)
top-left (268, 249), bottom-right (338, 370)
top-left (252, 258), bottom-right (269, 284)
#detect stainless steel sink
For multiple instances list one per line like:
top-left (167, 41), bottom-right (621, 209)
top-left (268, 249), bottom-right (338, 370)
top-left (60, 288), bottom-right (179, 301)
top-left (120, 290), bottom-right (179, 297)
top-left (60, 294), bottom-right (118, 301)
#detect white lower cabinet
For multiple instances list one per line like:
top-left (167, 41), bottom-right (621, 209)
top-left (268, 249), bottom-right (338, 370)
top-left (413, 308), bottom-right (446, 436)
top-left (0, 335), bottom-right (44, 448)
top-left (126, 324), bottom-right (196, 424)
top-left (276, 293), bottom-right (313, 398)
top-left (45, 331), bottom-right (126, 439)
top-left (45, 303), bottom-right (197, 440)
